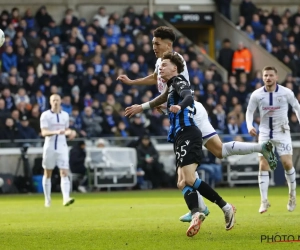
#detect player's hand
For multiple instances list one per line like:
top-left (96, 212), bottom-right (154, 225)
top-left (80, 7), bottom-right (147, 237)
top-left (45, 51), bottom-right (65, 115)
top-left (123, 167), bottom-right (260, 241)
top-left (156, 105), bottom-right (167, 114)
top-left (68, 130), bottom-right (76, 140)
top-left (125, 105), bottom-right (143, 118)
top-left (248, 126), bottom-right (257, 136)
top-left (56, 129), bottom-right (65, 135)
top-left (117, 75), bottom-right (133, 85)
top-left (169, 105), bottom-right (181, 114)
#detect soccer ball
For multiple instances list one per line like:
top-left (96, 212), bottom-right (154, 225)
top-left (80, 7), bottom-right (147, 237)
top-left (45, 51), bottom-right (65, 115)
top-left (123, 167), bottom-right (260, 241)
top-left (0, 177), bottom-right (4, 188)
top-left (0, 29), bottom-right (5, 47)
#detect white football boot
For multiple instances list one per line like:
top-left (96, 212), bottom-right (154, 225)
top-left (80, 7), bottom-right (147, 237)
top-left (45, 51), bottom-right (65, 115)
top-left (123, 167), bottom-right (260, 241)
top-left (259, 200), bottom-right (271, 213)
top-left (287, 195), bottom-right (296, 212)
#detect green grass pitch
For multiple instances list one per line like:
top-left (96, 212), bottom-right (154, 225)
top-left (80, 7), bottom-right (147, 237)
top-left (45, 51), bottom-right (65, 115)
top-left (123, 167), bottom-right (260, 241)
top-left (0, 187), bottom-right (299, 250)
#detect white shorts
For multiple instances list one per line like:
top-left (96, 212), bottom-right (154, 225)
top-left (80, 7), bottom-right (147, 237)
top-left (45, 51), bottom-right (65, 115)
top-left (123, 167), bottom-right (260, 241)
top-left (199, 119), bottom-right (217, 146)
top-left (194, 102), bottom-right (217, 145)
top-left (42, 149), bottom-right (69, 170)
top-left (258, 131), bottom-right (292, 156)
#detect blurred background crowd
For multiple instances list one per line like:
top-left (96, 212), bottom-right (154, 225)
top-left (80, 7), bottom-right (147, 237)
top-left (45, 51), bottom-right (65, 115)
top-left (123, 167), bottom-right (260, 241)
top-left (0, 2), bottom-right (300, 144)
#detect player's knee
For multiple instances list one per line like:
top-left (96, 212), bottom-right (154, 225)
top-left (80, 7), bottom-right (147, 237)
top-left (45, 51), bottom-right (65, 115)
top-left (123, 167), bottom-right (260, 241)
top-left (281, 159), bottom-right (293, 169)
top-left (44, 169), bottom-right (52, 178)
top-left (259, 160), bottom-right (269, 171)
top-left (214, 151), bottom-right (223, 159)
top-left (184, 177), bottom-right (195, 187)
top-left (177, 180), bottom-right (185, 190)
top-left (60, 169), bottom-right (69, 177)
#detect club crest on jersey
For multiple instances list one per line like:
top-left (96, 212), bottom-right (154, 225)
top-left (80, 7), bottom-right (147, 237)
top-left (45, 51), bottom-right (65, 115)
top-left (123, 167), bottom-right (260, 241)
top-left (277, 96), bottom-right (282, 102)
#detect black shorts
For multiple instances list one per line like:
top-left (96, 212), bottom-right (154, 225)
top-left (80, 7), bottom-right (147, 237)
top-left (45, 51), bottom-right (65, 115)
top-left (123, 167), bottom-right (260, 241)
top-left (173, 126), bottom-right (203, 168)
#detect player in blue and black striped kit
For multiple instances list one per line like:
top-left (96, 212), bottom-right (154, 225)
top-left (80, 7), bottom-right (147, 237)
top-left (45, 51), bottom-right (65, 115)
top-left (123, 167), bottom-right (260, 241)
top-left (125, 52), bottom-right (236, 237)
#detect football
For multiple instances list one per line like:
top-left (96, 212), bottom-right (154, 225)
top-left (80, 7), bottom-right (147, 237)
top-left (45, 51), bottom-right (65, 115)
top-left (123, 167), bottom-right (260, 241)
top-left (0, 29), bottom-right (5, 47)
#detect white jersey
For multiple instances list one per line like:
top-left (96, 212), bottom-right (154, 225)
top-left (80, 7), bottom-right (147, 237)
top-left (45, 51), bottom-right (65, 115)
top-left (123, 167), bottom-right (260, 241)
top-left (246, 84), bottom-right (300, 137)
top-left (155, 52), bottom-right (189, 93)
top-left (40, 110), bottom-right (69, 151)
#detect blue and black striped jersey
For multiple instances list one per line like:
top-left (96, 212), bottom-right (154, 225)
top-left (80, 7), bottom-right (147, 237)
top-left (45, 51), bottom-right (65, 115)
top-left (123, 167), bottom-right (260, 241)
top-left (166, 74), bottom-right (196, 142)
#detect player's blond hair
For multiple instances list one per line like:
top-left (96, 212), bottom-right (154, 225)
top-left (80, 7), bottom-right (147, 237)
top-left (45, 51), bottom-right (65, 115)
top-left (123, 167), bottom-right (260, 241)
top-left (262, 66), bottom-right (277, 74)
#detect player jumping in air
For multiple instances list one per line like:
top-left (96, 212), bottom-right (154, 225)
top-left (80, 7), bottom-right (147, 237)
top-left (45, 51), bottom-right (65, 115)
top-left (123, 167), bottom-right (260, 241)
top-left (118, 26), bottom-right (277, 222)
top-left (40, 94), bottom-right (76, 207)
top-left (125, 52), bottom-right (236, 236)
top-left (246, 66), bottom-right (299, 213)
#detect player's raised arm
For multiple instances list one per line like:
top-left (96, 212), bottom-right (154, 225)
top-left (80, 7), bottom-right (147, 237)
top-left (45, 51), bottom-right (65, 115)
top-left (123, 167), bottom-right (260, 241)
top-left (124, 86), bottom-right (168, 118)
top-left (170, 77), bottom-right (193, 114)
top-left (246, 92), bottom-right (258, 136)
top-left (287, 89), bottom-right (300, 123)
top-left (117, 73), bottom-right (157, 86)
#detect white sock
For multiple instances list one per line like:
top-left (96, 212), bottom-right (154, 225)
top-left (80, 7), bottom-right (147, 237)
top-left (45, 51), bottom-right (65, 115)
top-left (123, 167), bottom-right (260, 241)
top-left (222, 203), bottom-right (231, 212)
top-left (285, 167), bottom-right (296, 196)
top-left (258, 171), bottom-right (269, 201)
top-left (61, 176), bottom-right (70, 201)
top-left (222, 141), bottom-right (262, 158)
top-left (42, 176), bottom-right (51, 202)
top-left (194, 171), bottom-right (206, 211)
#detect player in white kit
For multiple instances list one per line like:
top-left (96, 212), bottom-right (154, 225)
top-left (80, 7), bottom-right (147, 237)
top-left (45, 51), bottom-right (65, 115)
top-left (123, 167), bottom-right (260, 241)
top-left (246, 66), bottom-right (298, 213)
top-left (117, 26), bottom-right (276, 223)
top-left (40, 94), bottom-right (76, 207)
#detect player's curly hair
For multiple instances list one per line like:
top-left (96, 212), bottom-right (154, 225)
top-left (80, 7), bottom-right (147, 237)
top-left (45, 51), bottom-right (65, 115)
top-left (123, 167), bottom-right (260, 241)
top-left (162, 52), bottom-right (184, 74)
top-left (153, 26), bottom-right (176, 42)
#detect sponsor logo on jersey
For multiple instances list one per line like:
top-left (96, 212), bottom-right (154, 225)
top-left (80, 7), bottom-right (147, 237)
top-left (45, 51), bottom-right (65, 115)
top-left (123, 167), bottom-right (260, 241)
top-left (262, 106), bottom-right (280, 111)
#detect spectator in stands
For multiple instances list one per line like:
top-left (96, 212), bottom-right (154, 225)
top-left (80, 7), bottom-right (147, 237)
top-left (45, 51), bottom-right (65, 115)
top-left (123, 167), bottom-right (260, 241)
top-left (28, 104), bottom-right (41, 136)
top-left (81, 106), bottom-right (103, 138)
top-left (18, 115), bottom-right (38, 140)
top-left (236, 16), bottom-right (246, 31)
top-left (35, 6), bottom-right (53, 30)
top-left (136, 134), bottom-right (164, 189)
top-left (93, 7), bottom-right (109, 29)
top-left (218, 38), bottom-right (234, 75)
top-left (0, 117), bottom-right (20, 143)
top-left (2, 88), bottom-right (15, 111)
top-left (245, 25), bottom-right (255, 40)
top-left (215, 0), bottom-right (232, 20)
top-left (14, 88), bottom-right (30, 106)
top-left (101, 104), bottom-right (120, 136)
top-left (69, 141), bottom-right (88, 193)
top-left (232, 42), bottom-right (252, 76)
top-left (102, 94), bottom-right (122, 115)
top-left (2, 45), bottom-right (17, 73)
top-left (198, 151), bottom-right (222, 186)
top-left (240, 0), bottom-right (257, 25)
top-left (0, 99), bottom-right (10, 126)
top-left (213, 104), bottom-right (226, 133)
top-left (223, 115), bottom-right (241, 142)
top-left (128, 114), bottom-right (148, 137)
top-left (61, 96), bottom-right (73, 115)
top-left (31, 90), bottom-right (47, 112)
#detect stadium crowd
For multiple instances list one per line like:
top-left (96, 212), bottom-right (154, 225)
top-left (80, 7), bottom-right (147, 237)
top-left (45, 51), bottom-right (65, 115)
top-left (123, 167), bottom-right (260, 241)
top-left (0, 4), bottom-right (300, 146)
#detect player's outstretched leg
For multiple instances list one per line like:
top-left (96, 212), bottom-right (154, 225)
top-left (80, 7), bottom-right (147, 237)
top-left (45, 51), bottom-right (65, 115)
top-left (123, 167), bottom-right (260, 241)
top-left (42, 169), bottom-right (52, 207)
top-left (192, 178), bottom-right (236, 230)
top-left (60, 169), bottom-right (75, 206)
top-left (221, 140), bottom-right (278, 169)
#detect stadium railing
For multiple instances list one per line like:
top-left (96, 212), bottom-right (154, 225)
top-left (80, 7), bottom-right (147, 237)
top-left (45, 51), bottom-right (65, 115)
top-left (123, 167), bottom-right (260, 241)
top-left (0, 134), bottom-right (300, 188)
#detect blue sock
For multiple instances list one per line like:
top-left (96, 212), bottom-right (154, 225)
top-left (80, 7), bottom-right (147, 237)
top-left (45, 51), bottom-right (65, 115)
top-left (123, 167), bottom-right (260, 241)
top-left (182, 185), bottom-right (193, 195)
top-left (182, 185), bottom-right (200, 213)
top-left (193, 178), bottom-right (202, 189)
